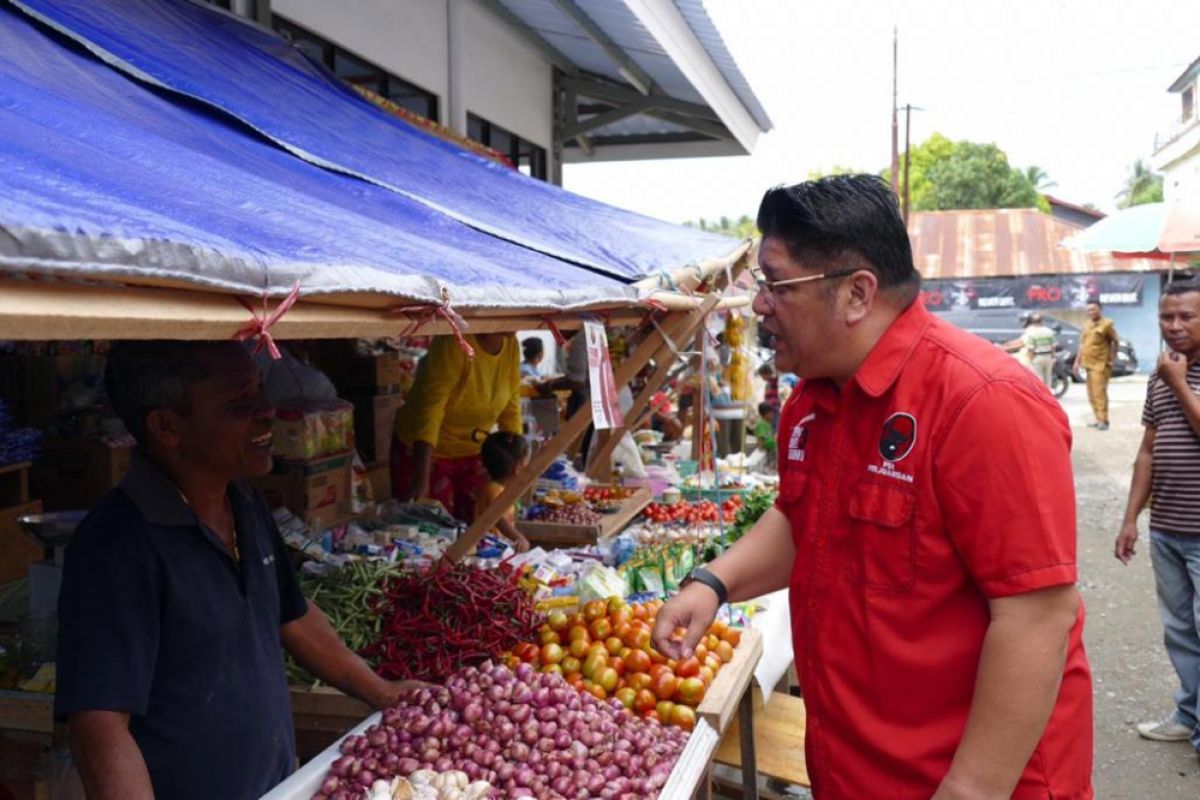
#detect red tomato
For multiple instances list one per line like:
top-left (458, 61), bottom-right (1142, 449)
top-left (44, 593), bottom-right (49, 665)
top-left (675, 656), bottom-right (701, 679)
top-left (677, 677), bottom-right (706, 706)
top-left (633, 689), bottom-right (658, 714)
top-left (651, 673), bottom-right (678, 701)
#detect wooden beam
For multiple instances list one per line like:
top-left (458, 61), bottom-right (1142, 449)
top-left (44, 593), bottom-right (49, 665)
top-left (443, 307), bottom-right (704, 563)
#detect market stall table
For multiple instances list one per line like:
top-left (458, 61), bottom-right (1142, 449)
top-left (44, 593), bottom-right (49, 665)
top-left (272, 627), bottom-right (765, 799)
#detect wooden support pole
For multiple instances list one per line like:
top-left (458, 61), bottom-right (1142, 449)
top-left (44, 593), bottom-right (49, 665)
top-left (443, 307), bottom-right (702, 563)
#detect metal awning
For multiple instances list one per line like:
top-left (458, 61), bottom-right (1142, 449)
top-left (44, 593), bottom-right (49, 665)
top-left (480, 0), bottom-right (772, 162)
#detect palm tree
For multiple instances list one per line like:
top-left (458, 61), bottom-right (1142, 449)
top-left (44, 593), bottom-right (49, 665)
top-left (1116, 160), bottom-right (1164, 208)
top-left (1024, 165), bottom-right (1056, 191)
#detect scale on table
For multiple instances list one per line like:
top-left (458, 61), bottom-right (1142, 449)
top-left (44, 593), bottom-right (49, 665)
top-left (17, 511), bottom-right (87, 617)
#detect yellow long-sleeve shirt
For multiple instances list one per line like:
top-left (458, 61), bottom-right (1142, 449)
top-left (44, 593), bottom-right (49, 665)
top-left (395, 334), bottom-right (522, 459)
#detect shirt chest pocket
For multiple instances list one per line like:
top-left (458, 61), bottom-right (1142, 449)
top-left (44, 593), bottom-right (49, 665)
top-left (846, 479), bottom-right (917, 592)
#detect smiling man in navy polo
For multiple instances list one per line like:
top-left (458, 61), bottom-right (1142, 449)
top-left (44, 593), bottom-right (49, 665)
top-left (55, 341), bottom-right (412, 800)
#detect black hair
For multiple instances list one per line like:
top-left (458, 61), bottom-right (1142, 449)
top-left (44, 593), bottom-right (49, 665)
top-left (756, 174), bottom-right (919, 300)
top-left (758, 402), bottom-right (776, 417)
top-left (104, 340), bottom-right (242, 446)
top-left (1163, 278), bottom-right (1200, 298)
top-left (522, 337), bottom-right (544, 362)
top-left (481, 431), bottom-right (529, 481)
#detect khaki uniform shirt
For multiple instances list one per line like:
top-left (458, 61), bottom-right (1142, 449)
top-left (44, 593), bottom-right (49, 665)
top-left (1079, 318), bottom-right (1117, 370)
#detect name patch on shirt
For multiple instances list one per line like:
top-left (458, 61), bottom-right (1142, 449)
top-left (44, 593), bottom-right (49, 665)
top-left (788, 413), bottom-right (816, 462)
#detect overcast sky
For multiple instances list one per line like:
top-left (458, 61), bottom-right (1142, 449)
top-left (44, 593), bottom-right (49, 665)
top-left (563, 0), bottom-right (1200, 225)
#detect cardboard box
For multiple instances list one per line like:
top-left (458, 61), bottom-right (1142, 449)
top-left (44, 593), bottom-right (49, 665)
top-left (349, 393), bottom-right (404, 463)
top-left (272, 400), bottom-right (355, 461)
top-left (360, 461), bottom-right (392, 503)
top-left (30, 436), bottom-right (133, 511)
top-left (253, 453), bottom-right (353, 531)
top-left (0, 499), bottom-right (44, 584)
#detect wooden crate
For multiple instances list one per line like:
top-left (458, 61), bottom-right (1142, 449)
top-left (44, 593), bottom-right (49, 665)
top-left (517, 486), bottom-right (651, 548)
top-left (695, 627), bottom-right (763, 735)
top-left (289, 685), bottom-right (371, 763)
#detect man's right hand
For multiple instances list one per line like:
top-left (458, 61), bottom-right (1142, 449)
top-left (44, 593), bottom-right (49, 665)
top-left (651, 583), bottom-right (720, 660)
top-left (1115, 521), bottom-right (1139, 564)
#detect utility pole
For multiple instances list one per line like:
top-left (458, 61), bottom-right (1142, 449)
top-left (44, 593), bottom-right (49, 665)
top-left (903, 103), bottom-right (912, 222)
top-left (890, 26), bottom-right (899, 196)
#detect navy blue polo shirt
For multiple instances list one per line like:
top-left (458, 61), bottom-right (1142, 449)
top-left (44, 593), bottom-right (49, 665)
top-left (55, 454), bottom-right (309, 800)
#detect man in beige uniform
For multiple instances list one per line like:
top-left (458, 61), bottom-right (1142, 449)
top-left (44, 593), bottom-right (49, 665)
top-left (1074, 302), bottom-right (1119, 430)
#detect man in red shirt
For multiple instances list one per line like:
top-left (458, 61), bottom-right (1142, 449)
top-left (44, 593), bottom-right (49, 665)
top-left (654, 175), bottom-right (1093, 799)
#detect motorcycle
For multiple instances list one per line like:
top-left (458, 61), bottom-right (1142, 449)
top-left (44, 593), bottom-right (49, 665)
top-left (1051, 351), bottom-right (1072, 399)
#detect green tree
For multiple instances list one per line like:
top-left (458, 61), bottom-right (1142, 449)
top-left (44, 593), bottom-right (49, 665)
top-left (1025, 165), bottom-right (1056, 191)
top-left (684, 214), bottom-right (756, 239)
top-left (885, 133), bottom-right (1041, 211)
top-left (1116, 159), bottom-right (1164, 208)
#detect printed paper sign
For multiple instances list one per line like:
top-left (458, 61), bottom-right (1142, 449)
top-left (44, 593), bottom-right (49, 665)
top-left (583, 320), bottom-right (622, 430)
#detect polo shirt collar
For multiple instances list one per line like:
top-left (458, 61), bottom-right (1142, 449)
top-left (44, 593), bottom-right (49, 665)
top-left (851, 298), bottom-right (932, 398)
top-left (120, 452), bottom-right (254, 527)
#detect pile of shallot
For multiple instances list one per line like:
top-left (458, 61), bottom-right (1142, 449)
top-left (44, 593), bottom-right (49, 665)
top-left (311, 661), bottom-right (689, 800)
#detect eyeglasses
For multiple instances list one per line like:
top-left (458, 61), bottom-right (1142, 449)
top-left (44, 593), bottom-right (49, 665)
top-left (749, 267), bottom-right (860, 296)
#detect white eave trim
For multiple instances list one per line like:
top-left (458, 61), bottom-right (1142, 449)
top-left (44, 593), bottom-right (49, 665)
top-left (622, 0), bottom-right (761, 153)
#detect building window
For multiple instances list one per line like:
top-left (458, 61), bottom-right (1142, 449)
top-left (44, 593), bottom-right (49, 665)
top-left (467, 114), bottom-right (548, 181)
top-left (1183, 85), bottom-right (1195, 123)
top-left (272, 16), bottom-right (439, 122)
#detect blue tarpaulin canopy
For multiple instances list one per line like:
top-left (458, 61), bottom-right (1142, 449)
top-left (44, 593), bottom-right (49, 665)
top-left (0, 0), bottom-right (743, 317)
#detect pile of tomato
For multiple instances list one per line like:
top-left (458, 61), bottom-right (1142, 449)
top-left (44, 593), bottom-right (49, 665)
top-left (502, 597), bottom-right (741, 731)
top-left (583, 486), bottom-right (636, 503)
top-left (641, 495), bottom-right (743, 525)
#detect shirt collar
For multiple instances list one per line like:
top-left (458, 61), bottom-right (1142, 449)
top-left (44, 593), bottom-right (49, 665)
top-left (850, 298), bottom-right (932, 399)
top-left (120, 451), bottom-right (255, 527)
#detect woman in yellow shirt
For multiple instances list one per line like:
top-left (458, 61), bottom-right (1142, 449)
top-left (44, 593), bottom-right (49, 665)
top-left (391, 333), bottom-right (522, 521)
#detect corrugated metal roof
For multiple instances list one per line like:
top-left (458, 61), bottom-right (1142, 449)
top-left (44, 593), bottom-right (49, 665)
top-left (909, 209), bottom-right (1163, 279)
top-left (674, 0), bottom-right (770, 130)
top-left (496, 0), bottom-right (770, 146)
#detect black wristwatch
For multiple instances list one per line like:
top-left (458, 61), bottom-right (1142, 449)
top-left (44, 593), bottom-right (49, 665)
top-left (679, 567), bottom-right (728, 606)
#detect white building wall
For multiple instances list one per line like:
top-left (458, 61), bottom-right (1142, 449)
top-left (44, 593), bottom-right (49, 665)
top-left (460, 0), bottom-right (554, 152)
top-left (270, 0), bottom-right (554, 165)
top-left (273, 0), bottom-right (449, 102)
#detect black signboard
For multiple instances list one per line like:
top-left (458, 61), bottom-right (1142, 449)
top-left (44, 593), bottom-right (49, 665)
top-left (921, 274), bottom-right (1144, 310)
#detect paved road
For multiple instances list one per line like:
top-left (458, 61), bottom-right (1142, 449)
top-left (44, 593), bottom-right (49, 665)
top-left (1065, 375), bottom-right (1200, 797)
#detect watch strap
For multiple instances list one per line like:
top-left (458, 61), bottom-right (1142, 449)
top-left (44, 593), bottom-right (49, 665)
top-left (682, 567), bottom-right (728, 606)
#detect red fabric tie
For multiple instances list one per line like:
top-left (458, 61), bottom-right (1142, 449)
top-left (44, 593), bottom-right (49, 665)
top-left (233, 281), bottom-right (301, 360)
top-left (540, 316), bottom-right (567, 347)
top-left (389, 291), bottom-right (475, 358)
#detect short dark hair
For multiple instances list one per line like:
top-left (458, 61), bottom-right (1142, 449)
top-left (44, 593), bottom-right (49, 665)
top-left (481, 431), bottom-right (528, 481)
top-left (522, 337), bottom-right (544, 362)
top-left (756, 174), bottom-right (919, 300)
top-left (1163, 278), bottom-right (1200, 298)
top-left (758, 402), bottom-right (776, 417)
top-left (104, 341), bottom-right (240, 446)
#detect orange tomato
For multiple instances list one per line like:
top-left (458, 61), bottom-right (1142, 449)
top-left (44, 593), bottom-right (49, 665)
top-left (643, 710), bottom-right (661, 723)
top-left (561, 656), bottom-right (581, 674)
top-left (721, 628), bottom-right (742, 647)
top-left (568, 638), bottom-right (590, 659)
top-left (671, 705), bottom-right (696, 731)
top-left (656, 700), bottom-right (676, 721)
top-left (547, 610), bottom-right (570, 632)
top-left (589, 618), bottom-right (613, 641)
top-left (540, 663), bottom-right (563, 675)
top-left (588, 683), bottom-right (607, 701)
top-left (614, 622), bottom-right (632, 642)
top-left (583, 650), bottom-right (609, 679)
top-left (698, 666), bottom-right (716, 686)
top-left (634, 689), bottom-right (658, 714)
top-left (708, 619), bottom-right (729, 639)
top-left (514, 643), bottom-right (540, 663)
top-left (609, 656), bottom-right (627, 677)
top-left (631, 603), bottom-right (649, 621)
top-left (704, 654), bottom-right (722, 674)
top-left (567, 625), bottom-right (590, 642)
top-left (651, 673), bottom-right (679, 701)
top-left (540, 643), bottom-right (565, 664)
top-left (627, 672), bottom-right (653, 692)
top-left (597, 667), bottom-right (620, 693)
top-left (624, 649), bottom-right (652, 674)
top-left (606, 596), bottom-right (626, 615)
top-left (539, 629), bottom-right (561, 646)
top-left (615, 687), bottom-right (637, 709)
top-left (715, 641), bottom-right (735, 664)
top-left (693, 644), bottom-right (708, 663)
top-left (675, 657), bottom-right (701, 679)
top-left (677, 677), bottom-right (706, 706)
top-left (605, 636), bottom-right (624, 655)
top-left (611, 607), bottom-right (633, 628)
top-left (583, 600), bottom-right (608, 622)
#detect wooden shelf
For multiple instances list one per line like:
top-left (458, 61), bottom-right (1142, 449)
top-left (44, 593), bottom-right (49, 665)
top-left (0, 690), bottom-right (54, 736)
top-left (518, 485), bottom-right (652, 547)
top-left (695, 627), bottom-right (763, 735)
top-left (714, 687), bottom-right (809, 788)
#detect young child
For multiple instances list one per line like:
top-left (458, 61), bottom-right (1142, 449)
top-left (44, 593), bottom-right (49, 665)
top-left (476, 431), bottom-right (532, 553)
top-left (753, 402), bottom-right (778, 468)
